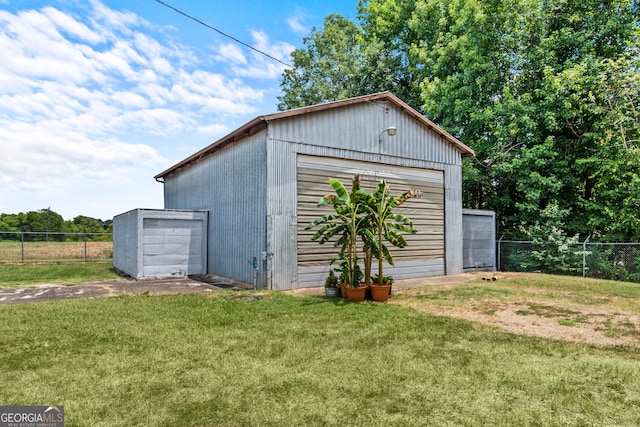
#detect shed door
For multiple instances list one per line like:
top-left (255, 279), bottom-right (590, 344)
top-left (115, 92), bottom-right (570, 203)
top-left (297, 155), bottom-right (445, 287)
top-left (462, 213), bottom-right (495, 270)
top-left (142, 218), bottom-right (206, 277)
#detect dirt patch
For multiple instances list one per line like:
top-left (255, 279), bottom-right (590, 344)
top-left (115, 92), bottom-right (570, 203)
top-left (391, 275), bottom-right (640, 348)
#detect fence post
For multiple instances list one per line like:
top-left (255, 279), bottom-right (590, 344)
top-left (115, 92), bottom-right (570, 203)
top-left (583, 234), bottom-right (591, 277)
top-left (84, 232), bottom-right (87, 262)
top-left (497, 235), bottom-right (504, 271)
top-left (21, 231), bottom-right (24, 263)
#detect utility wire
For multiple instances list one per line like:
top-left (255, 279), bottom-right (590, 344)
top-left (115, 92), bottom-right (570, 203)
top-left (154, 0), bottom-right (293, 68)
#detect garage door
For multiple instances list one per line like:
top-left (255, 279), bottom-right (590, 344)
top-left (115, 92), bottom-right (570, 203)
top-left (142, 218), bottom-right (206, 277)
top-left (297, 155), bottom-right (445, 286)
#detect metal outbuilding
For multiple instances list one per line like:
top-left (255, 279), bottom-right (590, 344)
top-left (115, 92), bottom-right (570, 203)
top-left (113, 209), bottom-right (208, 279)
top-left (154, 92), bottom-right (475, 290)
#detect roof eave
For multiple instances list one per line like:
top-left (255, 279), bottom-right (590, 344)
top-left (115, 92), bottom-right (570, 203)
top-left (154, 117), bottom-right (268, 180)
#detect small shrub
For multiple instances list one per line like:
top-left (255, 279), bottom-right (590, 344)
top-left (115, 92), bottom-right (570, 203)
top-left (517, 203), bottom-right (584, 274)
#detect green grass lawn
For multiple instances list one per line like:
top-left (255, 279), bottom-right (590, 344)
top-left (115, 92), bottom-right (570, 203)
top-left (0, 262), bottom-right (120, 288)
top-left (1, 291), bottom-right (639, 426)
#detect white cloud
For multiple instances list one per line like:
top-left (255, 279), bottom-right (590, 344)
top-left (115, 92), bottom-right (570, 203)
top-left (213, 31), bottom-right (295, 80)
top-left (286, 6), bottom-right (313, 35)
top-left (0, 1), bottom-right (280, 218)
top-left (43, 6), bottom-right (105, 44)
top-left (89, 0), bottom-right (147, 36)
top-left (287, 15), bottom-right (307, 34)
top-left (0, 122), bottom-right (165, 192)
top-left (215, 43), bottom-right (248, 65)
top-left (196, 123), bottom-right (231, 137)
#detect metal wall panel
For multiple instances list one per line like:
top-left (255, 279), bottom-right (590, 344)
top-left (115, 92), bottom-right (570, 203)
top-left (444, 164), bottom-right (463, 274)
top-left (264, 101), bottom-right (465, 288)
top-left (265, 137), bottom-right (299, 290)
top-left (113, 209), bottom-right (140, 277)
top-left (164, 133), bottom-right (268, 286)
top-left (268, 101), bottom-right (463, 167)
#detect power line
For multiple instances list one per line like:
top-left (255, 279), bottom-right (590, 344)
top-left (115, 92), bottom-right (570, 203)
top-left (154, 0), bottom-right (293, 68)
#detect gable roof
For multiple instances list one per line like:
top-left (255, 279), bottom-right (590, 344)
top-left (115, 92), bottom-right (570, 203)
top-left (155, 91), bottom-right (475, 181)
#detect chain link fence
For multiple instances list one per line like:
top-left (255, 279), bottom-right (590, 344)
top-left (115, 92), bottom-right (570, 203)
top-left (0, 232), bottom-right (113, 262)
top-left (498, 240), bottom-right (640, 283)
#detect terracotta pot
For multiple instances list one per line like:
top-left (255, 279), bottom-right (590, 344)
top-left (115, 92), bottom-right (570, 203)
top-left (370, 284), bottom-right (391, 302)
top-left (346, 285), bottom-right (367, 302)
top-left (340, 283), bottom-right (348, 299)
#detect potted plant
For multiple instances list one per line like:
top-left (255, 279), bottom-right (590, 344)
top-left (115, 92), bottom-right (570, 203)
top-left (361, 179), bottom-right (419, 302)
top-left (306, 176), bottom-right (369, 302)
top-left (337, 258), bottom-right (365, 301)
top-left (370, 275), bottom-right (394, 302)
top-left (324, 270), bottom-right (340, 297)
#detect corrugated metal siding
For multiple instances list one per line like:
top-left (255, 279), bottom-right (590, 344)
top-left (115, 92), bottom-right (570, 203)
top-left (296, 155), bottom-right (445, 287)
top-left (265, 138), bottom-right (299, 290)
top-left (268, 101), bottom-right (462, 166)
top-left (263, 101), bottom-right (464, 288)
top-left (113, 209), bottom-right (140, 277)
top-left (164, 133), bottom-right (268, 285)
top-left (444, 164), bottom-right (463, 274)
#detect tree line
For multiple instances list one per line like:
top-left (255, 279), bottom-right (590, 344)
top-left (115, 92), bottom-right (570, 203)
top-left (279, 0), bottom-right (639, 242)
top-left (0, 208), bottom-right (112, 241)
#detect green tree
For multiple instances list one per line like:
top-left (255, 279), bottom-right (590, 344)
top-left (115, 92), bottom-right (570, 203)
top-left (21, 208), bottom-right (65, 241)
top-left (278, 14), bottom-right (367, 110)
top-left (0, 213), bottom-right (24, 232)
top-left (70, 216), bottom-right (103, 233)
top-left (281, 0), bottom-right (640, 240)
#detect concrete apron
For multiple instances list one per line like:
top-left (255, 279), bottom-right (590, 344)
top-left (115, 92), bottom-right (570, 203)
top-left (0, 273), bottom-right (477, 304)
top-left (0, 274), bottom-right (252, 305)
top-left (286, 273), bottom-right (477, 297)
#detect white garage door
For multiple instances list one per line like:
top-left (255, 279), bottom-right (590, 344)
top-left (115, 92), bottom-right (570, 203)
top-left (297, 155), bottom-right (445, 286)
top-left (142, 218), bottom-right (206, 277)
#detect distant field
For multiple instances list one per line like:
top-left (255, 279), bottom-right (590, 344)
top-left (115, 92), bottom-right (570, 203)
top-left (0, 240), bottom-right (112, 262)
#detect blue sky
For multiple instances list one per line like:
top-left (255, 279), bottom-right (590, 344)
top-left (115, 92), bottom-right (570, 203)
top-left (0, 0), bottom-right (357, 220)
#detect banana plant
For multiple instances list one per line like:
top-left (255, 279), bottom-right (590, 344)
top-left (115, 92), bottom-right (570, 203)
top-left (360, 179), bottom-right (420, 286)
top-left (305, 175), bottom-right (368, 288)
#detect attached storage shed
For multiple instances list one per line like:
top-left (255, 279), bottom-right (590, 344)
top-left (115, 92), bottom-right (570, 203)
top-left (462, 209), bottom-right (496, 271)
top-left (154, 92), bottom-right (475, 290)
top-left (113, 209), bottom-right (208, 279)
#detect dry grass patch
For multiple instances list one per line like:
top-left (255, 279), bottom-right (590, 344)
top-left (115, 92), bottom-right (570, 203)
top-left (391, 273), bottom-right (640, 348)
top-left (0, 241), bottom-right (112, 262)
